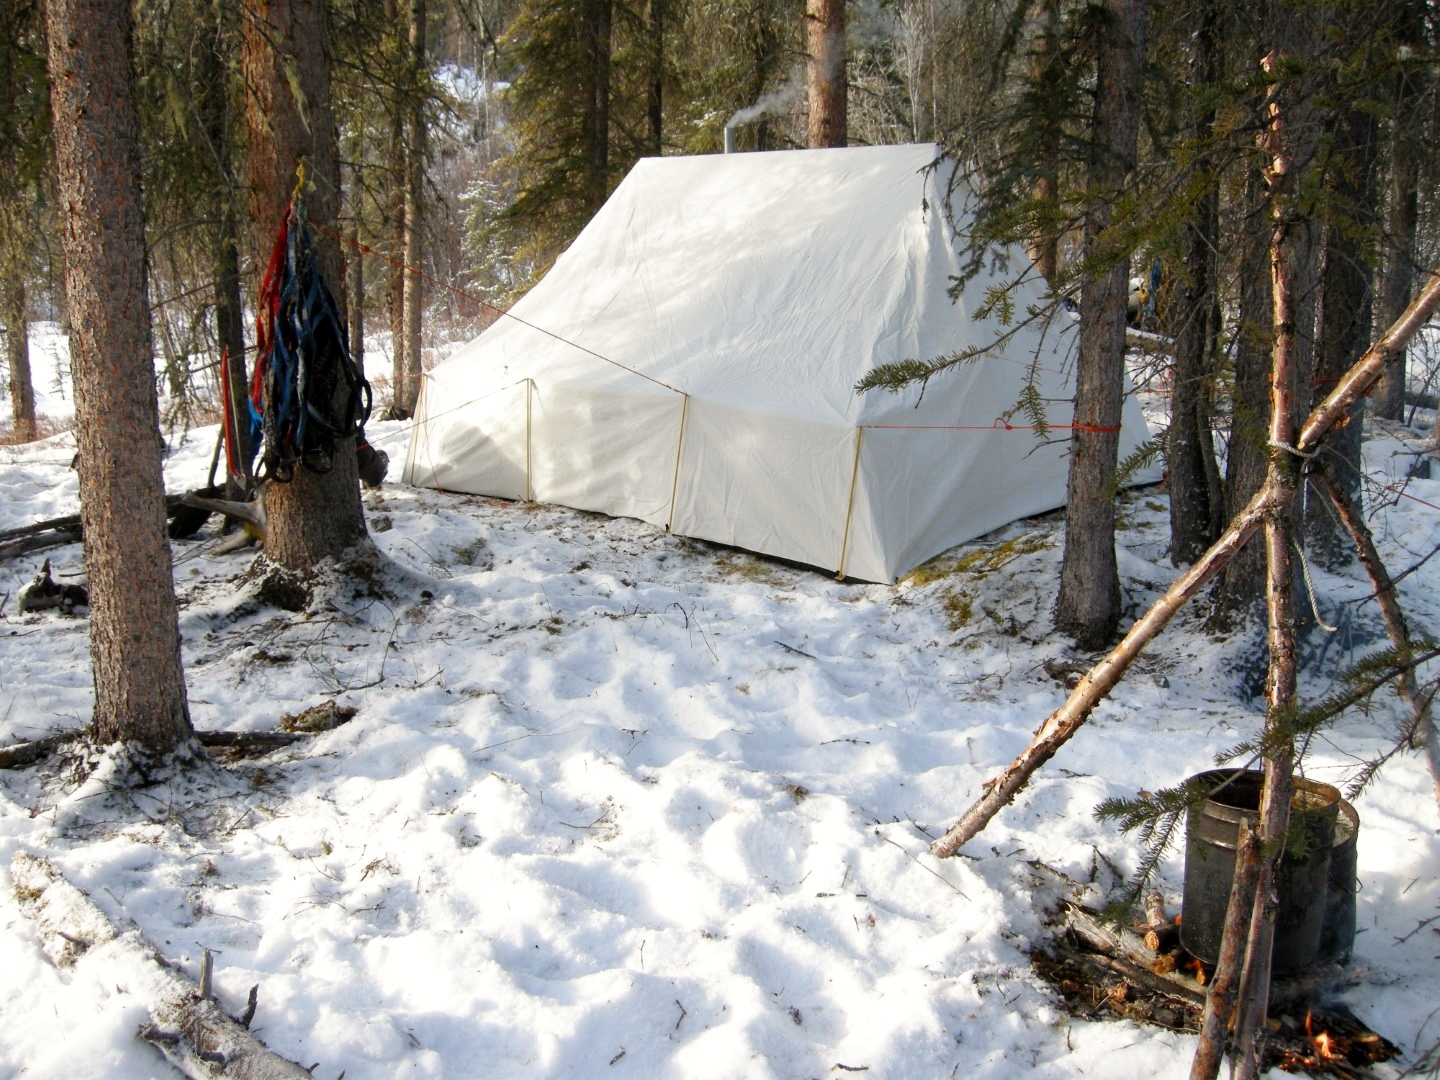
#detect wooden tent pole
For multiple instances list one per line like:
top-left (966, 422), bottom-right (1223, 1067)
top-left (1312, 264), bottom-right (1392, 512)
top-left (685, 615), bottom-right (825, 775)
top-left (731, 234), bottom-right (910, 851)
top-left (836, 427), bottom-right (865, 580)
top-left (665, 394), bottom-right (691, 532)
top-left (524, 377), bottom-right (534, 501)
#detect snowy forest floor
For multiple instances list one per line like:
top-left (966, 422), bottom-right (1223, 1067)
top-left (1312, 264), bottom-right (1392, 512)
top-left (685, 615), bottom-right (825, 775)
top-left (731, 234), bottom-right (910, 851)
top-left (1, 329), bottom-right (1438, 1078)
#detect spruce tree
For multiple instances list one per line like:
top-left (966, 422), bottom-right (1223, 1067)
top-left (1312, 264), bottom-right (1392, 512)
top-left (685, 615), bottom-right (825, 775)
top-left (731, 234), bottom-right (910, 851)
top-left (1053, 0), bottom-right (1147, 649)
top-left (0, 0), bottom-right (49, 444)
top-left (499, 0), bottom-right (617, 269)
top-left (243, 0), bottom-right (370, 573)
top-left (46, 0), bottom-right (195, 754)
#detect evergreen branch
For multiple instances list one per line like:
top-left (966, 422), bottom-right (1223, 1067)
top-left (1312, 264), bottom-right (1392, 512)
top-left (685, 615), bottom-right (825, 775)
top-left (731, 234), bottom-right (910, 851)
top-left (1011, 381), bottom-right (1050, 441)
top-left (855, 293), bottom-right (1069, 396)
top-left (1103, 434), bottom-right (1164, 501)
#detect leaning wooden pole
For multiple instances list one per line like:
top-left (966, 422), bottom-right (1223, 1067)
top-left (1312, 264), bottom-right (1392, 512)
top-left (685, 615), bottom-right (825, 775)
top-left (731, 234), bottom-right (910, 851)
top-left (927, 263), bottom-right (1440, 861)
top-left (1189, 824), bottom-right (1263, 1080)
top-left (1231, 71), bottom-right (1302, 1071)
top-left (1316, 467), bottom-right (1440, 812)
top-left (929, 491), bottom-right (1270, 858)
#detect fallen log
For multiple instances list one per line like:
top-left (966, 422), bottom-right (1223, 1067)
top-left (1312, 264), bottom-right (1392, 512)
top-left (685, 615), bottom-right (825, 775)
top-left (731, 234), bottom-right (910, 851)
top-left (0, 732), bottom-right (76, 769)
top-left (1061, 941), bottom-right (1207, 1009)
top-left (0, 492), bottom-right (221, 562)
top-left (1058, 901), bottom-right (1206, 1005)
top-left (1, 728), bottom-right (313, 770)
top-left (11, 851), bottom-right (314, 1080)
top-left (0, 525), bottom-right (83, 561)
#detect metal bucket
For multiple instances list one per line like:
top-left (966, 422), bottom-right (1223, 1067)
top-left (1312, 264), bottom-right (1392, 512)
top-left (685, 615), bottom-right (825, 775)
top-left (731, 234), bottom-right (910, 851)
top-left (1180, 769), bottom-right (1340, 975)
top-left (1318, 799), bottom-right (1359, 964)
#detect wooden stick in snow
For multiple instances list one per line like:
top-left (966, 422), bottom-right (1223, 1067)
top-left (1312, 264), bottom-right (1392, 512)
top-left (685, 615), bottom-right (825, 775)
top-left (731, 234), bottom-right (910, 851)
top-left (927, 264), bottom-right (1440, 860)
top-left (1315, 467), bottom-right (1440, 812)
top-left (1230, 88), bottom-right (1305, 1069)
top-left (10, 851), bottom-right (314, 1080)
top-left (1189, 824), bottom-right (1268, 1080)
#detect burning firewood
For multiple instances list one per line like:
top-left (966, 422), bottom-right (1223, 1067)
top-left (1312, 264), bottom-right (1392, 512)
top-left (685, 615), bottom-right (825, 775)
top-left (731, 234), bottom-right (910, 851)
top-left (1268, 1006), bottom-right (1400, 1076)
top-left (1032, 887), bottom-right (1396, 1077)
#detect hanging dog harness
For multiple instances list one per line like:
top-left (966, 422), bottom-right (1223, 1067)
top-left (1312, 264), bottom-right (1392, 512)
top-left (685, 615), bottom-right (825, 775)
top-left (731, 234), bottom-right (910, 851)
top-left (246, 190), bottom-right (372, 484)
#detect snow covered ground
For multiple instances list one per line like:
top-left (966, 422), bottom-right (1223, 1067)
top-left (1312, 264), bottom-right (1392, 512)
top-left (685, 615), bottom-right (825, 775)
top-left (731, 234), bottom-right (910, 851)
top-left (1, 325), bottom-right (1438, 1078)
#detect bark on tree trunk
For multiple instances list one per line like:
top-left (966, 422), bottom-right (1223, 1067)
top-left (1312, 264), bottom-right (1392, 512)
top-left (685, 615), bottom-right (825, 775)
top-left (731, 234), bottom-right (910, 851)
top-left (805, 0), bottom-right (846, 149)
top-left (1371, 0), bottom-right (1425, 422)
top-left (217, 221), bottom-right (251, 490)
top-left (397, 0), bottom-right (426, 418)
top-left (3, 257), bottom-right (37, 443)
top-left (1189, 824), bottom-right (1263, 1080)
top-left (45, 0), bottom-right (192, 751)
top-left (348, 220), bottom-right (365, 377)
top-left (200, 0), bottom-right (249, 489)
top-left (243, 0), bottom-right (368, 571)
top-left (1054, 0), bottom-right (1146, 650)
top-left (584, 0), bottom-right (613, 213)
top-left (1025, 0), bottom-right (1059, 286)
top-left (1167, 0), bottom-right (1222, 567)
top-left (384, 0), bottom-right (408, 417)
top-left (646, 0), bottom-right (665, 156)
top-left (1307, 72), bottom-right (1378, 570)
top-left (1213, 171), bottom-right (1273, 624)
top-left (1230, 78), bottom-right (1305, 1067)
top-left (387, 188), bottom-right (407, 415)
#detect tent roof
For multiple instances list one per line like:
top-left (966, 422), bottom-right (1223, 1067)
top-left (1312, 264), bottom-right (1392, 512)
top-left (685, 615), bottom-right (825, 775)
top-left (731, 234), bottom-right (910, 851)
top-left (408, 144), bottom-right (1156, 582)
top-left (433, 143), bottom-right (1069, 425)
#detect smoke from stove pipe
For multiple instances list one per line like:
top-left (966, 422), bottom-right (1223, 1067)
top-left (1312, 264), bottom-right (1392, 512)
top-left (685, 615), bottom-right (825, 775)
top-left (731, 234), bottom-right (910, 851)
top-left (722, 78), bottom-right (803, 155)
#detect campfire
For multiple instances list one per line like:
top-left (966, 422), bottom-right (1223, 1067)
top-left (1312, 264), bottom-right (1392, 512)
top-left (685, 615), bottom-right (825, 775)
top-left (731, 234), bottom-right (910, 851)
top-left (1029, 866), bottom-right (1399, 1077)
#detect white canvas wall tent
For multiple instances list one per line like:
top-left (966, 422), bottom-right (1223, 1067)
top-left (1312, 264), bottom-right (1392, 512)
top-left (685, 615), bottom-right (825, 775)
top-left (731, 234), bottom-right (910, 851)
top-left (403, 143), bottom-right (1158, 583)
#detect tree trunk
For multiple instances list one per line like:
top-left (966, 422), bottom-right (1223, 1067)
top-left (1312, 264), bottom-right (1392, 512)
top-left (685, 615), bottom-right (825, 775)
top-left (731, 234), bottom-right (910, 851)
top-left (1307, 36), bottom-right (1379, 570)
top-left (348, 220), bottom-right (365, 376)
top-left (384, 0), bottom-right (408, 417)
top-left (1025, 0), bottom-right (1060, 285)
top-left (806, 0), bottom-right (846, 148)
top-left (1229, 72), bottom-right (1304, 1068)
top-left (1372, 0), bottom-right (1425, 422)
top-left (45, 0), bottom-right (192, 752)
top-left (1167, 0), bottom-right (1223, 567)
top-left (1212, 170), bottom-right (1273, 624)
top-left (397, 0), bottom-right (426, 418)
top-left (387, 186), bottom-right (407, 415)
top-left (1189, 824), bottom-right (1263, 1080)
top-left (646, 0), bottom-right (665, 156)
top-left (3, 253), bottom-right (36, 443)
top-left (199, 0), bottom-right (249, 489)
top-left (584, 0), bottom-right (613, 212)
top-left (242, 0), bottom-right (367, 570)
top-left (1054, 0), bottom-right (1147, 650)
top-left (1316, 467), bottom-right (1440, 813)
top-left (216, 210), bottom-right (249, 488)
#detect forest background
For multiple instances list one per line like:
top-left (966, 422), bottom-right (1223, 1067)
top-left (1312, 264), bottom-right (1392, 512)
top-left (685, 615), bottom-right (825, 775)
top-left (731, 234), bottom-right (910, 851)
top-left (5, 0), bottom-right (1438, 630)
top-left (3, 0), bottom-right (1440, 1075)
